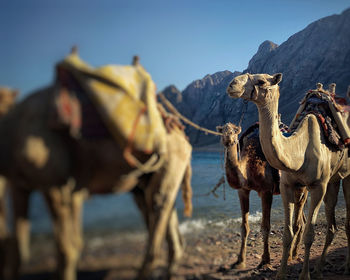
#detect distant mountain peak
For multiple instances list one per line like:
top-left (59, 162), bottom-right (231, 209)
top-left (258, 40), bottom-right (279, 53)
top-left (161, 84), bottom-right (182, 103)
top-left (247, 40), bottom-right (278, 72)
top-left (160, 8), bottom-right (350, 147)
top-left (187, 70), bottom-right (235, 90)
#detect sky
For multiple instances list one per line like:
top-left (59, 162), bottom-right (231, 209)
top-left (1, 0), bottom-right (349, 97)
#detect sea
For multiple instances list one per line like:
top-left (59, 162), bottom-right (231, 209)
top-left (27, 151), bottom-right (346, 236)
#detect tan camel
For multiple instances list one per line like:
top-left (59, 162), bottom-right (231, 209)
top-left (226, 73), bottom-right (350, 280)
top-left (0, 87), bottom-right (18, 276)
top-left (216, 122), bottom-right (306, 270)
top-left (1, 59), bottom-right (192, 280)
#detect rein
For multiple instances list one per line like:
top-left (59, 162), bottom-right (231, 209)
top-left (159, 92), bottom-right (223, 136)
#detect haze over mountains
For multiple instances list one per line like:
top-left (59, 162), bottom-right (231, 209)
top-left (159, 8), bottom-right (350, 147)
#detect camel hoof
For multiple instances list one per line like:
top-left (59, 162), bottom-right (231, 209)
top-left (258, 263), bottom-right (273, 271)
top-left (168, 262), bottom-right (180, 277)
top-left (230, 261), bottom-right (246, 270)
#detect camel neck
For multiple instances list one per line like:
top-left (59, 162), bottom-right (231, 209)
top-left (226, 143), bottom-right (239, 165)
top-left (224, 143), bottom-right (245, 188)
top-left (256, 90), bottom-right (304, 172)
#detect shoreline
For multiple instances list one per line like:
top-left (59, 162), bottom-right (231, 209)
top-left (22, 207), bottom-right (350, 280)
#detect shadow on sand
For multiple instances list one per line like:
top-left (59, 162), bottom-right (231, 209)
top-left (20, 246), bottom-right (350, 280)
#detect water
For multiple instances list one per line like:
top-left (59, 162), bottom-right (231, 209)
top-left (27, 151), bottom-right (346, 235)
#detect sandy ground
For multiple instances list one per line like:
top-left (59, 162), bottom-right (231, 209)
top-left (20, 207), bottom-right (350, 280)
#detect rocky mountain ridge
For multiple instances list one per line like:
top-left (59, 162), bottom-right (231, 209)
top-left (159, 8), bottom-right (350, 147)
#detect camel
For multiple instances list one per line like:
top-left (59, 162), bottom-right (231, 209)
top-left (0, 87), bottom-right (18, 276)
top-left (216, 122), bottom-right (306, 270)
top-left (226, 73), bottom-right (350, 279)
top-left (0, 56), bottom-right (192, 280)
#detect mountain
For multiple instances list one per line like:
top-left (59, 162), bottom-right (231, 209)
top-left (160, 70), bottom-right (245, 146)
top-left (159, 8), bottom-right (350, 147)
top-left (245, 8), bottom-right (350, 120)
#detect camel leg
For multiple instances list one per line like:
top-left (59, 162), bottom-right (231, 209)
top-left (276, 181), bottom-right (296, 280)
top-left (166, 209), bottom-right (184, 273)
top-left (71, 188), bottom-right (86, 256)
top-left (313, 181), bottom-right (340, 278)
top-left (44, 182), bottom-right (82, 280)
top-left (133, 187), bottom-right (184, 278)
top-left (231, 188), bottom-right (250, 270)
top-left (0, 177), bottom-right (8, 278)
top-left (291, 187), bottom-right (307, 259)
top-left (299, 183), bottom-right (327, 280)
top-left (138, 150), bottom-right (190, 279)
top-left (258, 190), bottom-right (272, 269)
top-left (0, 177), bottom-right (8, 239)
top-left (342, 176), bottom-right (350, 274)
top-left (4, 187), bottom-right (31, 280)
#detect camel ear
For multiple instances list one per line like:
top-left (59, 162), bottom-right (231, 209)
top-left (216, 126), bottom-right (223, 133)
top-left (236, 126), bottom-right (242, 134)
top-left (272, 73), bottom-right (283, 85)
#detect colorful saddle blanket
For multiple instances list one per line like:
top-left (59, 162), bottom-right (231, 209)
top-left (289, 88), bottom-right (350, 150)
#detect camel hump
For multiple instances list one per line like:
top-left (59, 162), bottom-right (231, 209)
top-left (239, 122), bottom-right (259, 149)
top-left (55, 51), bottom-right (168, 168)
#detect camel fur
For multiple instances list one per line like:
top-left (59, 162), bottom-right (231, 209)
top-left (227, 73), bottom-right (350, 280)
top-left (0, 87), bottom-right (19, 276)
top-left (216, 122), bottom-right (306, 270)
top-left (0, 60), bottom-right (192, 280)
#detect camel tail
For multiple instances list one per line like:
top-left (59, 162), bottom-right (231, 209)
top-left (181, 164), bottom-right (193, 217)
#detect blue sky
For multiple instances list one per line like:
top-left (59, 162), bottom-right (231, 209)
top-left (1, 0), bottom-right (349, 96)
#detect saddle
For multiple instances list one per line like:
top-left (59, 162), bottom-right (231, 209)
top-left (289, 83), bottom-right (350, 150)
top-left (55, 51), bottom-right (168, 171)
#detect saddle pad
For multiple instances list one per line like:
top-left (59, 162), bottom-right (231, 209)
top-left (56, 53), bottom-right (167, 158)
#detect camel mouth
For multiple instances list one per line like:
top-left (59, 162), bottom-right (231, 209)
top-left (226, 87), bottom-right (244, 99)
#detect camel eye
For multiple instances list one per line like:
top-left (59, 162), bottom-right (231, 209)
top-left (257, 79), bottom-right (266, 86)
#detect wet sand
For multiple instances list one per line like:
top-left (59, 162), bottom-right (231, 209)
top-left (21, 207), bottom-right (350, 280)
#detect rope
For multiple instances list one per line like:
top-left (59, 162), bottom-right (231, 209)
top-left (220, 145), bottom-right (226, 200)
top-left (195, 175), bottom-right (225, 198)
top-left (158, 92), bottom-right (223, 136)
top-left (238, 99), bottom-right (248, 127)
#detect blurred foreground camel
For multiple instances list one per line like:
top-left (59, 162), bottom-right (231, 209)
top-left (227, 73), bottom-right (350, 279)
top-left (0, 55), bottom-right (192, 280)
top-left (0, 87), bottom-right (19, 275)
top-left (216, 122), bottom-right (306, 270)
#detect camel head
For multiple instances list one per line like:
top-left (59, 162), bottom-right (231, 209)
top-left (227, 73), bottom-right (282, 104)
top-left (216, 123), bottom-right (241, 147)
top-left (0, 87), bottom-right (19, 116)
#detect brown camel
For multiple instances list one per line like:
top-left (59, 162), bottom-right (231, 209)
top-left (216, 122), bottom-right (306, 270)
top-left (1, 55), bottom-right (192, 280)
top-left (0, 87), bottom-right (18, 276)
top-left (227, 73), bottom-right (350, 280)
